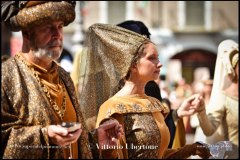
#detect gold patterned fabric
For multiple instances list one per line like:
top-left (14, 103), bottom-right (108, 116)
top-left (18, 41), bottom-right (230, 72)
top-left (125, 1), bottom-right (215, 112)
top-left (96, 94), bottom-right (171, 159)
top-left (96, 94), bottom-right (211, 159)
top-left (16, 1), bottom-right (75, 30)
top-left (1, 53), bottom-right (92, 159)
top-left (17, 53), bottom-right (79, 159)
top-left (78, 23), bottom-right (148, 131)
top-left (1, 1), bottom-right (75, 32)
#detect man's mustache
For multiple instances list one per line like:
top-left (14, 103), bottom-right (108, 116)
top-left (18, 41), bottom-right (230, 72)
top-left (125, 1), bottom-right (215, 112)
top-left (47, 40), bottom-right (62, 48)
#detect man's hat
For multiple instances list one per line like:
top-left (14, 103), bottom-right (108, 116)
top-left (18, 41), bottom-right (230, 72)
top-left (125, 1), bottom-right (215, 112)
top-left (1, 1), bottom-right (76, 31)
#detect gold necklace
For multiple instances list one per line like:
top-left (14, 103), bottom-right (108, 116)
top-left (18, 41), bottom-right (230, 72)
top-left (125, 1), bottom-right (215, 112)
top-left (16, 54), bottom-right (67, 121)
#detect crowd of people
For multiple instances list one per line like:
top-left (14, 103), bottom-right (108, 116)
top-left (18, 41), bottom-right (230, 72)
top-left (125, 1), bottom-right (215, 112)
top-left (1, 1), bottom-right (238, 159)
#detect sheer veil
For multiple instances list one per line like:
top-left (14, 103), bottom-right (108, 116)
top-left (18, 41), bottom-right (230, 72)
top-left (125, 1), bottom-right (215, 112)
top-left (208, 39), bottom-right (238, 109)
top-left (77, 23), bottom-right (148, 130)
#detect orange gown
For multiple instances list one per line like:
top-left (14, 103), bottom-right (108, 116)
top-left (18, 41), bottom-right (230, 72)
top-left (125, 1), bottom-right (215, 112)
top-left (96, 94), bottom-right (170, 159)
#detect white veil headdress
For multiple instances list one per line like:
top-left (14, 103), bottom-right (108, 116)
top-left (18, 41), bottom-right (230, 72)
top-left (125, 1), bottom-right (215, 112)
top-left (208, 39), bottom-right (238, 109)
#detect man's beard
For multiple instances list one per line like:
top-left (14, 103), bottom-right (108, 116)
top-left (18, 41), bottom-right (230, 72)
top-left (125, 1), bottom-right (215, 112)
top-left (32, 47), bottom-right (63, 60)
top-left (31, 41), bottom-right (63, 60)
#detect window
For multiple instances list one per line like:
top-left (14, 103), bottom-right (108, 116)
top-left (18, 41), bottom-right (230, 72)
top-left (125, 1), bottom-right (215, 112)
top-left (108, 1), bottom-right (126, 24)
top-left (186, 1), bottom-right (204, 27)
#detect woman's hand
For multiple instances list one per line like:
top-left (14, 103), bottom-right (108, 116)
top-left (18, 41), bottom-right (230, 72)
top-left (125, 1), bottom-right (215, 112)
top-left (177, 94), bottom-right (205, 118)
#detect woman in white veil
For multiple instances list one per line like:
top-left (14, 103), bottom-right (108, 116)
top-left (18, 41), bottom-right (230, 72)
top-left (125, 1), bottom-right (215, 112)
top-left (197, 39), bottom-right (238, 159)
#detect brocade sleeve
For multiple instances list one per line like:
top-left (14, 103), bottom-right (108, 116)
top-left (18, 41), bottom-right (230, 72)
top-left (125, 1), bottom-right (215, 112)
top-left (1, 86), bottom-right (51, 159)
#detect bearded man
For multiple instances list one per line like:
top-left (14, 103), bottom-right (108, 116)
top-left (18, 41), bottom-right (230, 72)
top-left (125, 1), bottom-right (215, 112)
top-left (1, 1), bottom-right (123, 159)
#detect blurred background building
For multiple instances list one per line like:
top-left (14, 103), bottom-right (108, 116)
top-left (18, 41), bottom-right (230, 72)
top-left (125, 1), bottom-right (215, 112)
top-left (1, 1), bottom-right (238, 85)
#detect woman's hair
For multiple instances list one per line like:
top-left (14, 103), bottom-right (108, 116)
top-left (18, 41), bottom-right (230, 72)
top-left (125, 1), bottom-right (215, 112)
top-left (118, 40), bottom-right (154, 89)
top-left (230, 50), bottom-right (238, 69)
top-left (228, 48), bottom-right (238, 82)
top-left (1, 55), bottom-right (10, 63)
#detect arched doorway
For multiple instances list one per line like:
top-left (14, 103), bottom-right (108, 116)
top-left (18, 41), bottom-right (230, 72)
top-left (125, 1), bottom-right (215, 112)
top-left (171, 49), bottom-right (217, 83)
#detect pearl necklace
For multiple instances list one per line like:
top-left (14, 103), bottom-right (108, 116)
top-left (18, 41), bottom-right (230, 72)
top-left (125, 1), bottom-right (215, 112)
top-left (16, 54), bottom-right (67, 121)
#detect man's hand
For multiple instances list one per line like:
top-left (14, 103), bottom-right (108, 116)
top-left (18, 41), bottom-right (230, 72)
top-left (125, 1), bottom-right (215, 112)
top-left (194, 142), bottom-right (212, 159)
top-left (177, 94), bottom-right (205, 118)
top-left (97, 118), bottom-right (124, 150)
top-left (47, 124), bottom-right (82, 146)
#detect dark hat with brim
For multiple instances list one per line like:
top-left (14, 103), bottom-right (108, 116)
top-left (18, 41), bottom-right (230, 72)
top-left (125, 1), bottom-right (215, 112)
top-left (117, 20), bottom-right (151, 39)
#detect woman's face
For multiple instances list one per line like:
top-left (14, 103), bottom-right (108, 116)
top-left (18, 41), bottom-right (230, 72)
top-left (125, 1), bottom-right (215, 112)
top-left (133, 42), bottom-right (162, 82)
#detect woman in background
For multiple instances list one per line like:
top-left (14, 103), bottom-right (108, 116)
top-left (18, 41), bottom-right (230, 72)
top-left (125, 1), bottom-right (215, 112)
top-left (196, 39), bottom-right (238, 159)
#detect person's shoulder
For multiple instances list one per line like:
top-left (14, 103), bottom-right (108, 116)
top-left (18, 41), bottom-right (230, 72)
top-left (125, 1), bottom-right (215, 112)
top-left (221, 91), bottom-right (238, 102)
top-left (1, 54), bottom-right (11, 62)
top-left (97, 97), bottom-right (119, 117)
top-left (2, 57), bottom-right (19, 88)
top-left (101, 96), bottom-right (119, 106)
top-left (57, 64), bottom-right (75, 87)
top-left (147, 95), bottom-right (170, 113)
top-left (99, 96), bottom-right (128, 112)
top-left (58, 64), bottom-right (68, 74)
top-left (1, 56), bottom-right (17, 71)
top-left (2, 55), bottom-right (14, 63)
top-left (146, 95), bottom-right (160, 102)
top-left (57, 62), bottom-right (72, 77)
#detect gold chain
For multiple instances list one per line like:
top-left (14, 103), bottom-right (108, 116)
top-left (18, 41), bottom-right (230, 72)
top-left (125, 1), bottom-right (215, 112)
top-left (16, 54), bottom-right (67, 121)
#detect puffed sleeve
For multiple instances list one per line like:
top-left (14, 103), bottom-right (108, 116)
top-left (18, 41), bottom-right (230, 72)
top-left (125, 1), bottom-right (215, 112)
top-left (197, 92), bottom-right (225, 136)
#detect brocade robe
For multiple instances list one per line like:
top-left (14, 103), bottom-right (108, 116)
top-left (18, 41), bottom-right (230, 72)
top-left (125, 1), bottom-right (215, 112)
top-left (1, 53), bottom-right (93, 159)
